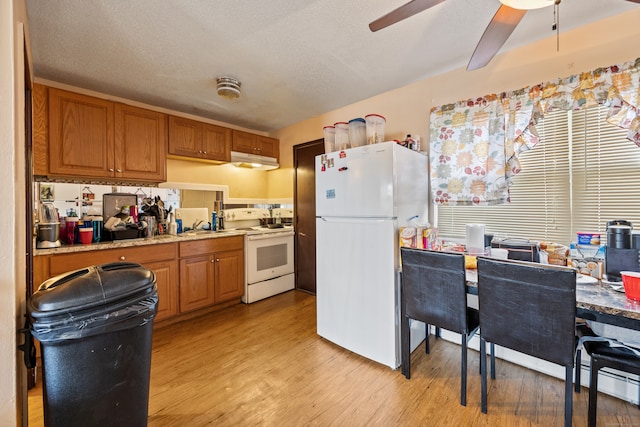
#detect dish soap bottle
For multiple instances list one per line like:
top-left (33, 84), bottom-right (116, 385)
top-left (168, 213), bottom-right (177, 236)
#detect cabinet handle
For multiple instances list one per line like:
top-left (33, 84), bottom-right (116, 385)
top-left (116, 168), bottom-right (122, 173)
top-left (109, 168), bottom-right (114, 172)
top-left (216, 258), bottom-right (220, 262)
top-left (202, 151), bottom-right (207, 154)
top-left (120, 256), bottom-right (125, 261)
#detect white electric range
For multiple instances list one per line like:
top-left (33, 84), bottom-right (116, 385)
top-left (223, 208), bottom-right (295, 303)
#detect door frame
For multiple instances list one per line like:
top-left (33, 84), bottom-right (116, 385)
top-left (293, 138), bottom-right (324, 294)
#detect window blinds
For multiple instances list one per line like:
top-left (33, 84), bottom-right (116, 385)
top-left (435, 105), bottom-right (640, 245)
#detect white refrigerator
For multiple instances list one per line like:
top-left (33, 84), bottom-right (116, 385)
top-left (315, 141), bottom-right (429, 368)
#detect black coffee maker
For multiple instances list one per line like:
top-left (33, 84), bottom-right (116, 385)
top-left (605, 220), bottom-right (640, 281)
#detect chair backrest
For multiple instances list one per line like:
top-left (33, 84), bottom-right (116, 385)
top-left (476, 257), bottom-right (577, 367)
top-left (401, 248), bottom-right (468, 334)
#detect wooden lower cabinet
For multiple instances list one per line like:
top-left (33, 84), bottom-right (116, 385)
top-left (33, 236), bottom-right (244, 323)
top-left (179, 236), bottom-right (244, 313)
top-left (33, 243), bottom-right (179, 322)
top-left (143, 259), bottom-right (179, 322)
top-left (179, 254), bottom-right (216, 312)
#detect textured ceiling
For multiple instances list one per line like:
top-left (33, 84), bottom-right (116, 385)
top-left (26, 0), bottom-right (639, 132)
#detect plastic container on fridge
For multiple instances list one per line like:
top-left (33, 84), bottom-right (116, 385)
top-left (348, 118), bottom-right (367, 147)
top-left (334, 122), bottom-right (350, 151)
top-left (365, 114), bottom-right (386, 145)
top-left (323, 126), bottom-right (336, 153)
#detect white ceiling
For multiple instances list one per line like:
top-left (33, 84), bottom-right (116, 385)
top-left (26, 0), bottom-right (639, 132)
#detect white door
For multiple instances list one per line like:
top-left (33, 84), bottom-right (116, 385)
top-left (316, 217), bottom-right (399, 368)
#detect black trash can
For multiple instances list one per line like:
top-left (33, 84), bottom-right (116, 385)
top-left (29, 262), bottom-right (158, 427)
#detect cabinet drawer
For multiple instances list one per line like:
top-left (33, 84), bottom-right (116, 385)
top-left (48, 243), bottom-right (177, 276)
top-left (179, 236), bottom-right (243, 258)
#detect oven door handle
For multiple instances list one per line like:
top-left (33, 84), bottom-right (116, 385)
top-left (246, 231), bottom-right (295, 241)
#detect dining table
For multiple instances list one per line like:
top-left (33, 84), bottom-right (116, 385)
top-left (465, 269), bottom-right (640, 331)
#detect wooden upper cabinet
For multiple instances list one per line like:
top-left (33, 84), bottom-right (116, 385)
top-left (231, 130), bottom-right (279, 159)
top-left (48, 88), bottom-right (115, 179)
top-left (256, 135), bottom-right (279, 159)
top-left (46, 87), bottom-right (167, 182)
top-left (114, 103), bottom-right (167, 182)
top-left (201, 123), bottom-right (231, 161)
top-left (168, 116), bottom-right (230, 162)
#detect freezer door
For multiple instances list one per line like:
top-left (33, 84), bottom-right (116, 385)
top-left (316, 217), bottom-right (400, 368)
top-left (315, 144), bottom-right (395, 218)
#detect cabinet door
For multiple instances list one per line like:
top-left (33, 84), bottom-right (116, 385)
top-left (201, 123), bottom-right (231, 161)
top-left (48, 88), bottom-right (114, 178)
top-left (179, 254), bottom-right (215, 312)
top-left (214, 249), bottom-right (244, 302)
top-left (145, 259), bottom-right (179, 321)
top-left (168, 116), bottom-right (201, 157)
top-left (256, 135), bottom-right (279, 159)
top-left (231, 130), bottom-right (257, 154)
top-left (114, 104), bottom-right (167, 182)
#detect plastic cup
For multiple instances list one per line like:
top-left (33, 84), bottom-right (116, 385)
top-left (323, 126), bottom-right (335, 153)
top-left (79, 228), bottom-right (93, 245)
top-left (365, 114), bottom-right (386, 145)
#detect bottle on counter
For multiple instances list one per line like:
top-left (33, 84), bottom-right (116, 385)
top-left (168, 213), bottom-right (177, 236)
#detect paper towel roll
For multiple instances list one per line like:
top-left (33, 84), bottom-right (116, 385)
top-left (466, 224), bottom-right (485, 255)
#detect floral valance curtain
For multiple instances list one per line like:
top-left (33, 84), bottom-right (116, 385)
top-left (430, 57), bottom-right (640, 206)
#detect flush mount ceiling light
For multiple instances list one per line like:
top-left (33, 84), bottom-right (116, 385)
top-left (499, 0), bottom-right (557, 9)
top-left (216, 77), bottom-right (241, 99)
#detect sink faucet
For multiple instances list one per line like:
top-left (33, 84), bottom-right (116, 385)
top-left (192, 219), bottom-right (203, 230)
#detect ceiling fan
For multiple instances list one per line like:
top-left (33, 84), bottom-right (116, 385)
top-left (369, 0), bottom-right (640, 71)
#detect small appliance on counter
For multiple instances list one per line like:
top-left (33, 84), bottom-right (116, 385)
top-left (605, 220), bottom-right (640, 281)
top-left (36, 202), bottom-right (61, 248)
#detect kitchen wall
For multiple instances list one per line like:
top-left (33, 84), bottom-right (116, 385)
top-left (271, 9), bottom-right (640, 226)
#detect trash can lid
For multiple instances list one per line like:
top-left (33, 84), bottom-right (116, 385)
top-left (29, 262), bottom-right (156, 317)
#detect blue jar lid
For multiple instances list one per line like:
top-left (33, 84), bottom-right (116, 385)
top-left (348, 117), bottom-right (365, 124)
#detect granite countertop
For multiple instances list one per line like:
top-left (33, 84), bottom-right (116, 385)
top-left (34, 229), bottom-right (246, 256)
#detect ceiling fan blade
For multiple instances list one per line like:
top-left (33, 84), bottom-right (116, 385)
top-left (369, 0), bottom-right (448, 32)
top-left (467, 5), bottom-right (527, 71)
top-left (625, 0), bottom-right (640, 3)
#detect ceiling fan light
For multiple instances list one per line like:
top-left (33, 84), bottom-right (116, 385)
top-left (217, 77), bottom-right (241, 99)
top-left (499, 0), bottom-right (555, 10)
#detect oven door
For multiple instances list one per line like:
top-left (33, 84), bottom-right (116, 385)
top-left (246, 231), bottom-right (294, 285)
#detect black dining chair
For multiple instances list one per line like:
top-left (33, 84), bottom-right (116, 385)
top-left (476, 257), bottom-right (576, 427)
top-left (575, 322), bottom-right (640, 427)
top-left (400, 248), bottom-right (490, 406)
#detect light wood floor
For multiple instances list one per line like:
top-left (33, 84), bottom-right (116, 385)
top-left (29, 290), bottom-right (640, 426)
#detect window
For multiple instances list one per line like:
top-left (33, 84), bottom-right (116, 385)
top-left (435, 105), bottom-right (640, 245)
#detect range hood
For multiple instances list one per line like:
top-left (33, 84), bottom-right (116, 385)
top-left (229, 151), bottom-right (279, 171)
